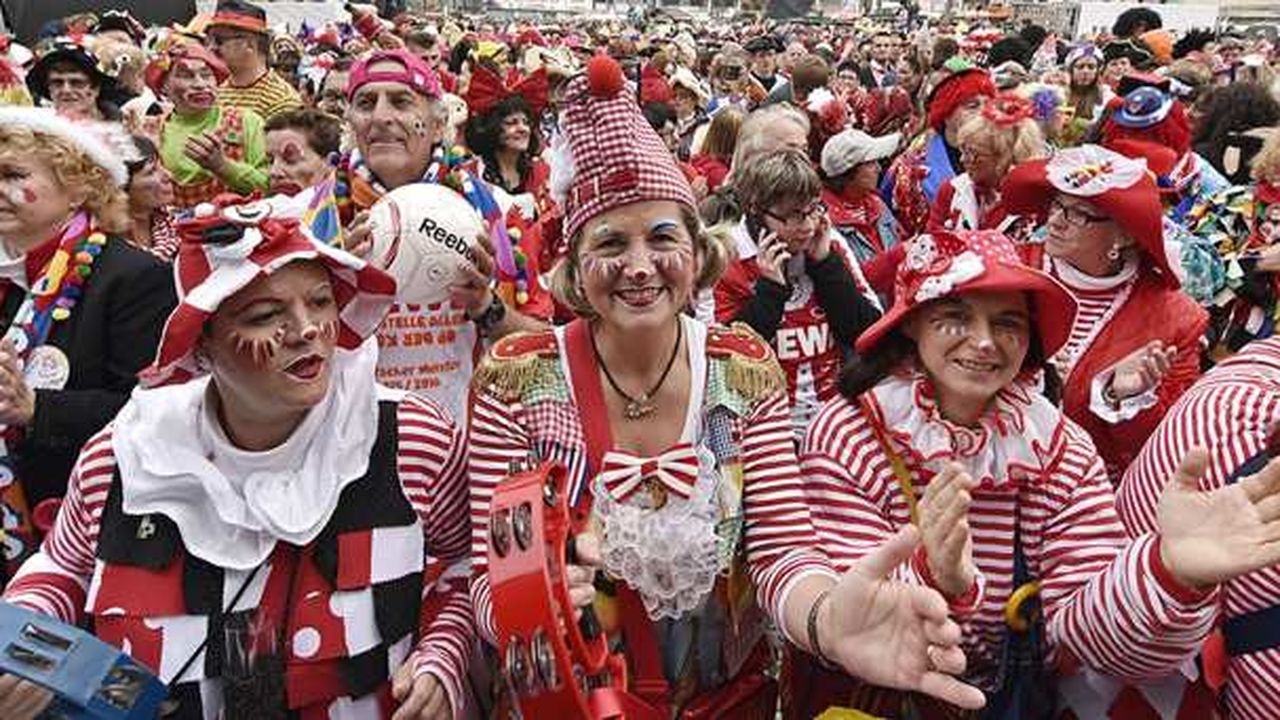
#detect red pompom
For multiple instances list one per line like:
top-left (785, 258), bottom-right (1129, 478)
top-left (586, 54), bottom-right (625, 98)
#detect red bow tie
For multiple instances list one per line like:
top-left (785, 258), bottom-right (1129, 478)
top-left (599, 443), bottom-right (700, 502)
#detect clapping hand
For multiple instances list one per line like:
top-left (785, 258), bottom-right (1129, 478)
top-left (819, 526), bottom-right (986, 710)
top-left (1108, 340), bottom-right (1177, 400)
top-left (1158, 447), bottom-right (1280, 589)
top-left (918, 463), bottom-right (979, 598)
top-left (182, 133), bottom-right (228, 176)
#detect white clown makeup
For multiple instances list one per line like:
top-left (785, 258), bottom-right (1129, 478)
top-left (580, 217), bottom-right (693, 285)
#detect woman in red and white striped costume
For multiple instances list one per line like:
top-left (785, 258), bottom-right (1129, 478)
top-left (1002, 144), bottom-right (1207, 482)
top-left (468, 55), bottom-right (985, 718)
top-left (1119, 336), bottom-right (1280, 719)
top-left (787, 228), bottom-right (1280, 720)
top-left (0, 202), bottom-right (473, 720)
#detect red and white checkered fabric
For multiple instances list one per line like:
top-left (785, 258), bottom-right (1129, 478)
top-left (557, 57), bottom-right (697, 242)
top-left (140, 201), bottom-right (397, 387)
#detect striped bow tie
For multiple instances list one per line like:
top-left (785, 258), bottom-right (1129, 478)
top-left (599, 443), bottom-right (700, 502)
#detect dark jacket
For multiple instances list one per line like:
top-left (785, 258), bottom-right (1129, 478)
top-left (3, 237), bottom-right (175, 504)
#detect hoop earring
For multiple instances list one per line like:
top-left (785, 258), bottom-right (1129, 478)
top-left (1107, 245), bottom-right (1121, 261)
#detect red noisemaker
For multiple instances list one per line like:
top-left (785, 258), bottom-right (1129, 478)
top-left (488, 460), bottom-right (658, 719)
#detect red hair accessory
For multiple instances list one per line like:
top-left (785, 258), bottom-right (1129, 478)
top-left (982, 94), bottom-right (1034, 127)
top-left (464, 65), bottom-right (549, 117)
top-left (926, 68), bottom-right (996, 131)
top-left (144, 43), bottom-right (229, 95)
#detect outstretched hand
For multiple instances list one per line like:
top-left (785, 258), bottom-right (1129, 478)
top-left (820, 526), bottom-right (986, 711)
top-left (1158, 447), bottom-right (1280, 589)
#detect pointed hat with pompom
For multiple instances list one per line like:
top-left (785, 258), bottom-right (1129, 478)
top-left (550, 55), bottom-right (696, 242)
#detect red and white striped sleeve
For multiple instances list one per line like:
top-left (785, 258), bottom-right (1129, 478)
top-left (800, 399), bottom-right (961, 602)
top-left (397, 394), bottom-right (476, 718)
top-left (3, 427), bottom-right (116, 621)
top-left (738, 391), bottom-right (838, 641)
top-left (467, 389), bottom-right (531, 646)
top-left (1039, 423), bottom-right (1216, 682)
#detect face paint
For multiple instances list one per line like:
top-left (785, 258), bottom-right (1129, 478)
top-left (411, 119), bottom-right (428, 136)
top-left (281, 142), bottom-right (303, 164)
top-left (3, 186), bottom-right (31, 205)
top-left (231, 326), bottom-right (284, 368)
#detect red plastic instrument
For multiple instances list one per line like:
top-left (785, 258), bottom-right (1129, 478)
top-left (488, 460), bottom-right (658, 719)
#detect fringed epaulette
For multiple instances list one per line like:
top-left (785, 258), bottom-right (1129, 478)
top-left (472, 330), bottom-right (559, 402)
top-left (707, 323), bottom-right (785, 402)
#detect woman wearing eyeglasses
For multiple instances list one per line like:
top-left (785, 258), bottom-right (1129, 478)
top-left (1002, 144), bottom-right (1207, 482)
top-left (710, 148), bottom-right (881, 439)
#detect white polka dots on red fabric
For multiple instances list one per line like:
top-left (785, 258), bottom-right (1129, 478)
top-left (292, 626), bottom-right (322, 659)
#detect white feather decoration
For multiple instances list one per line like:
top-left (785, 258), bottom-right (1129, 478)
top-left (547, 127), bottom-right (576, 208)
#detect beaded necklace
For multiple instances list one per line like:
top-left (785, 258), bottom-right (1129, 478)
top-left (2, 211), bottom-right (103, 357)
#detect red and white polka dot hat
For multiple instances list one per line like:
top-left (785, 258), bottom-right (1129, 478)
top-left (855, 230), bottom-right (1077, 358)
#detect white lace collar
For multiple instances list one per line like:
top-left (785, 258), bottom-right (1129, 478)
top-left (112, 339), bottom-right (382, 569)
top-left (867, 368), bottom-right (1067, 490)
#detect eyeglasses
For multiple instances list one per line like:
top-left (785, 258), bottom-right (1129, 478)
top-left (764, 202), bottom-right (824, 226)
top-left (47, 76), bottom-right (92, 91)
top-left (1048, 197), bottom-right (1108, 226)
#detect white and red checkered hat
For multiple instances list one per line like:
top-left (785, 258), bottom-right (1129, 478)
top-left (550, 55), bottom-right (697, 242)
top-left (140, 197), bottom-right (397, 387)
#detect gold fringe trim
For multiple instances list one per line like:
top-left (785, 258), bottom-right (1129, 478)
top-left (723, 323), bottom-right (786, 401)
top-left (471, 352), bottom-right (555, 401)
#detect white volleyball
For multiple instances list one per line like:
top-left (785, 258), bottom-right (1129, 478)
top-left (367, 184), bottom-right (485, 306)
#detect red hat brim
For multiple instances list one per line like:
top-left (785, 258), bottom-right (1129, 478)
top-left (855, 259), bottom-right (1077, 359)
top-left (1001, 157), bottom-right (1176, 287)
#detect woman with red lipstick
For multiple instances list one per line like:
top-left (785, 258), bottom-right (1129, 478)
top-left (468, 56), bottom-right (984, 719)
top-left (789, 228), bottom-right (1280, 719)
top-left (1, 200), bottom-right (474, 720)
top-left (1002, 144), bottom-right (1207, 482)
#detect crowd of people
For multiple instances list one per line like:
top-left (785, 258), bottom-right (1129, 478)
top-left (1, 1), bottom-right (1280, 718)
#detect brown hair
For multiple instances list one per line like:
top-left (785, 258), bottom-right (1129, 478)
top-left (733, 147), bottom-right (822, 213)
top-left (0, 124), bottom-right (128, 234)
top-left (549, 206), bottom-right (733, 318)
top-left (790, 54), bottom-right (830, 99)
top-left (700, 106), bottom-right (745, 162)
top-left (265, 107), bottom-right (343, 157)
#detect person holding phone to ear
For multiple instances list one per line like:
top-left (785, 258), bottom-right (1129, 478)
top-left (710, 149), bottom-right (881, 440)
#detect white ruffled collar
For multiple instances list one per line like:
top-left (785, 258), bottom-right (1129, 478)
top-left (112, 340), bottom-right (382, 569)
top-left (867, 368), bottom-right (1066, 490)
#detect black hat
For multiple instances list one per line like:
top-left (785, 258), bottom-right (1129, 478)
top-left (25, 41), bottom-right (117, 102)
top-left (745, 35), bottom-right (783, 54)
top-left (96, 10), bottom-right (146, 44)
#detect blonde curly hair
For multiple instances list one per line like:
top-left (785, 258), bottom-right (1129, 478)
top-left (1252, 129), bottom-right (1280, 186)
top-left (549, 206), bottom-right (734, 318)
top-left (0, 124), bottom-right (129, 234)
top-left (956, 112), bottom-right (1048, 178)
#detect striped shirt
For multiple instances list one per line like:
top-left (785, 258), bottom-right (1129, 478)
top-left (218, 70), bottom-right (301, 122)
top-left (1119, 336), bottom-right (1280, 720)
top-left (3, 394), bottom-right (474, 718)
top-left (1049, 257), bottom-right (1137, 378)
top-left (801, 377), bottom-right (1217, 697)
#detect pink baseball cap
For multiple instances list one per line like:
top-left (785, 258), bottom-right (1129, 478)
top-left (346, 49), bottom-right (441, 101)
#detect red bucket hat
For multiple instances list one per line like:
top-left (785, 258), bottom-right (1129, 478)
top-left (141, 198), bottom-right (397, 387)
top-left (1002, 144), bottom-right (1176, 287)
top-left (855, 230), bottom-right (1077, 358)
